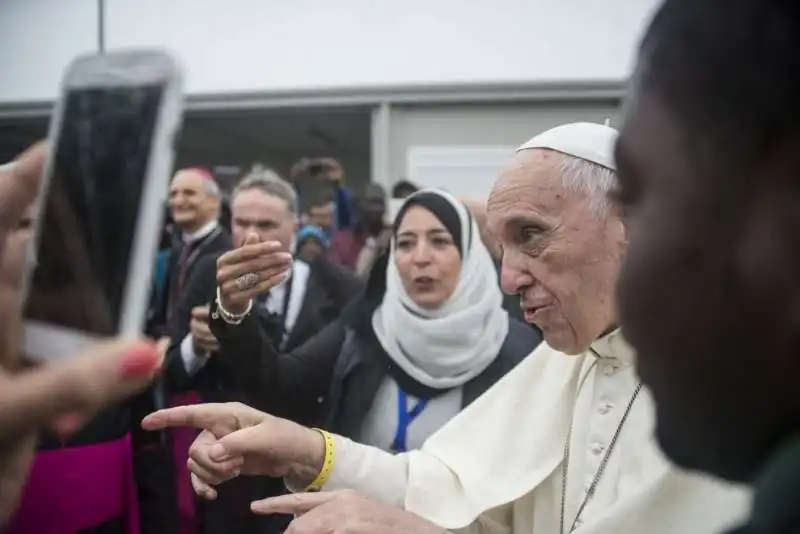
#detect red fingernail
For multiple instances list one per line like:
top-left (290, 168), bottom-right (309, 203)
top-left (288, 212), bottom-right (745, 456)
top-left (119, 342), bottom-right (159, 379)
top-left (55, 412), bottom-right (81, 439)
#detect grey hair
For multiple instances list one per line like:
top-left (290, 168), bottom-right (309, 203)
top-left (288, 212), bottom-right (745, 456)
top-left (204, 178), bottom-right (220, 197)
top-left (552, 153), bottom-right (617, 217)
top-left (232, 165), bottom-right (298, 215)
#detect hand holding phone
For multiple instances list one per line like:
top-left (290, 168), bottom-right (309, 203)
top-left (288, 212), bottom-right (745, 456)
top-left (22, 50), bottom-right (184, 362)
top-left (0, 147), bottom-right (167, 527)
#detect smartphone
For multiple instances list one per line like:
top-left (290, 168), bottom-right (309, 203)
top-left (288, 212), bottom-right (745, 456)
top-left (21, 50), bottom-right (184, 362)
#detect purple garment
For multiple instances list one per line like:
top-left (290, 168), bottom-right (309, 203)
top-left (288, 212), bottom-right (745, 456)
top-left (168, 391), bottom-right (203, 534)
top-left (6, 433), bottom-right (139, 534)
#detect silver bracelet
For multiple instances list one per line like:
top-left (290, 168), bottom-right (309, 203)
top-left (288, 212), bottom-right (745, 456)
top-left (213, 286), bottom-right (253, 325)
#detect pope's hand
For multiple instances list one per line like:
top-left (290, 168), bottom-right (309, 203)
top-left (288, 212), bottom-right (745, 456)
top-left (251, 490), bottom-right (450, 534)
top-left (141, 402), bottom-right (325, 500)
top-left (0, 143), bottom-right (165, 527)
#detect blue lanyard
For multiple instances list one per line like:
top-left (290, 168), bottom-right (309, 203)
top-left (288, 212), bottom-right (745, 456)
top-left (390, 389), bottom-right (429, 453)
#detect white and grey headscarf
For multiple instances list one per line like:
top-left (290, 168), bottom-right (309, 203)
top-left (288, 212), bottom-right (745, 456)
top-left (371, 189), bottom-right (509, 389)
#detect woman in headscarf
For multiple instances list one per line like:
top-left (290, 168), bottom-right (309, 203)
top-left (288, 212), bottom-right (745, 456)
top-left (212, 188), bottom-right (542, 442)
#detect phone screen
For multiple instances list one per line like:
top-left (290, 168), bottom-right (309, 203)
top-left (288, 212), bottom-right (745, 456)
top-left (24, 85), bottom-right (163, 336)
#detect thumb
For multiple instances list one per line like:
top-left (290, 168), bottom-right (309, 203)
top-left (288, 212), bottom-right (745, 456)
top-left (243, 233), bottom-right (260, 246)
top-left (209, 424), bottom-right (266, 462)
top-left (0, 339), bottom-right (160, 445)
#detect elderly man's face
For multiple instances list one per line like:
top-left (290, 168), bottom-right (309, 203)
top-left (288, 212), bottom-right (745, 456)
top-left (487, 149), bottom-right (625, 354)
top-left (169, 170), bottom-right (219, 232)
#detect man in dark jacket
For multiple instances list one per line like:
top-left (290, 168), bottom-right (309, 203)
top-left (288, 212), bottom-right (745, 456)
top-left (163, 167), bottom-right (362, 534)
top-left (147, 168), bottom-right (231, 338)
top-left (614, 1), bottom-right (800, 533)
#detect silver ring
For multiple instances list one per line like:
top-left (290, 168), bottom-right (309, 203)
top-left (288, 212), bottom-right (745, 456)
top-left (235, 272), bottom-right (259, 291)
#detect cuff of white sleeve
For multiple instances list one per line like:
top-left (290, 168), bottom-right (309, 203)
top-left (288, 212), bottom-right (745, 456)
top-left (285, 434), bottom-right (407, 508)
top-left (180, 334), bottom-right (208, 375)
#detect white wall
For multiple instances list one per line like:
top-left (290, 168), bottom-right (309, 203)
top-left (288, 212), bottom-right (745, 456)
top-left (1, 0), bottom-right (662, 103)
top-left (387, 101), bottom-right (620, 194)
top-left (0, 0), bottom-right (99, 103)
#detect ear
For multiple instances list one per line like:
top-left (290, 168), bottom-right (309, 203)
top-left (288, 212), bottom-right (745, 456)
top-left (206, 194), bottom-right (222, 213)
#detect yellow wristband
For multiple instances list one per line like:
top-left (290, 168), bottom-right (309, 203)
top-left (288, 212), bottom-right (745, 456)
top-left (305, 429), bottom-right (335, 492)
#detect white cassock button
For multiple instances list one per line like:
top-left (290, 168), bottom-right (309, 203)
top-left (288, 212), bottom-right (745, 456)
top-left (590, 442), bottom-right (605, 455)
top-left (317, 397), bottom-right (325, 404)
top-left (603, 364), bottom-right (617, 376)
top-left (598, 402), bottom-right (612, 415)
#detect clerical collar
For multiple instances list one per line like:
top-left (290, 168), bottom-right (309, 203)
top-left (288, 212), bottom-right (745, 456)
top-left (183, 220), bottom-right (218, 244)
top-left (590, 328), bottom-right (634, 367)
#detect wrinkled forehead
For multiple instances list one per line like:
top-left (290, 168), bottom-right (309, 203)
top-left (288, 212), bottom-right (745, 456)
top-left (232, 188), bottom-right (293, 218)
top-left (488, 150), bottom-right (574, 222)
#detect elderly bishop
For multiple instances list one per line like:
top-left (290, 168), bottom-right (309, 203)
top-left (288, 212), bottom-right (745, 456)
top-left (145, 123), bottom-right (751, 534)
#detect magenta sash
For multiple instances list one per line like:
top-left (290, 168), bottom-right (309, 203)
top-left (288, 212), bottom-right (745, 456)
top-left (169, 391), bottom-right (203, 534)
top-left (6, 433), bottom-right (139, 534)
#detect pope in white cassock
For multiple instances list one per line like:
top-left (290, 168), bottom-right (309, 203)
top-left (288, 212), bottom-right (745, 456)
top-left (143, 123), bottom-right (751, 534)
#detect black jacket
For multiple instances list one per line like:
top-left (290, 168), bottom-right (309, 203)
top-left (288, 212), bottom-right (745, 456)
top-left (146, 227), bottom-right (232, 339)
top-left (726, 434), bottom-right (800, 534)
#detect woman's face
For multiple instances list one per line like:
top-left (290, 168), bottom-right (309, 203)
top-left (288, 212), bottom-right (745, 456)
top-left (394, 205), bottom-right (462, 309)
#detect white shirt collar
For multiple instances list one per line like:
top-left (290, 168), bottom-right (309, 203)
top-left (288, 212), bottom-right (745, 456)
top-left (267, 259), bottom-right (306, 296)
top-left (183, 220), bottom-right (218, 244)
top-left (590, 328), bottom-right (634, 367)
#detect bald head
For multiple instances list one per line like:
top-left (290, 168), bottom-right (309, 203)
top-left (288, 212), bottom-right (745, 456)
top-left (486, 147), bottom-right (625, 353)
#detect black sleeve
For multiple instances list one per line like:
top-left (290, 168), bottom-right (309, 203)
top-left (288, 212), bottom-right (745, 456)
top-left (162, 255), bottom-right (218, 392)
top-left (145, 275), bottom-right (169, 339)
top-left (208, 299), bottom-right (347, 424)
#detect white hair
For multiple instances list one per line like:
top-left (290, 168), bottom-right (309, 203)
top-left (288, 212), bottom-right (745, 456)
top-left (552, 152), bottom-right (617, 216)
top-left (203, 178), bottom-right (220, 197)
